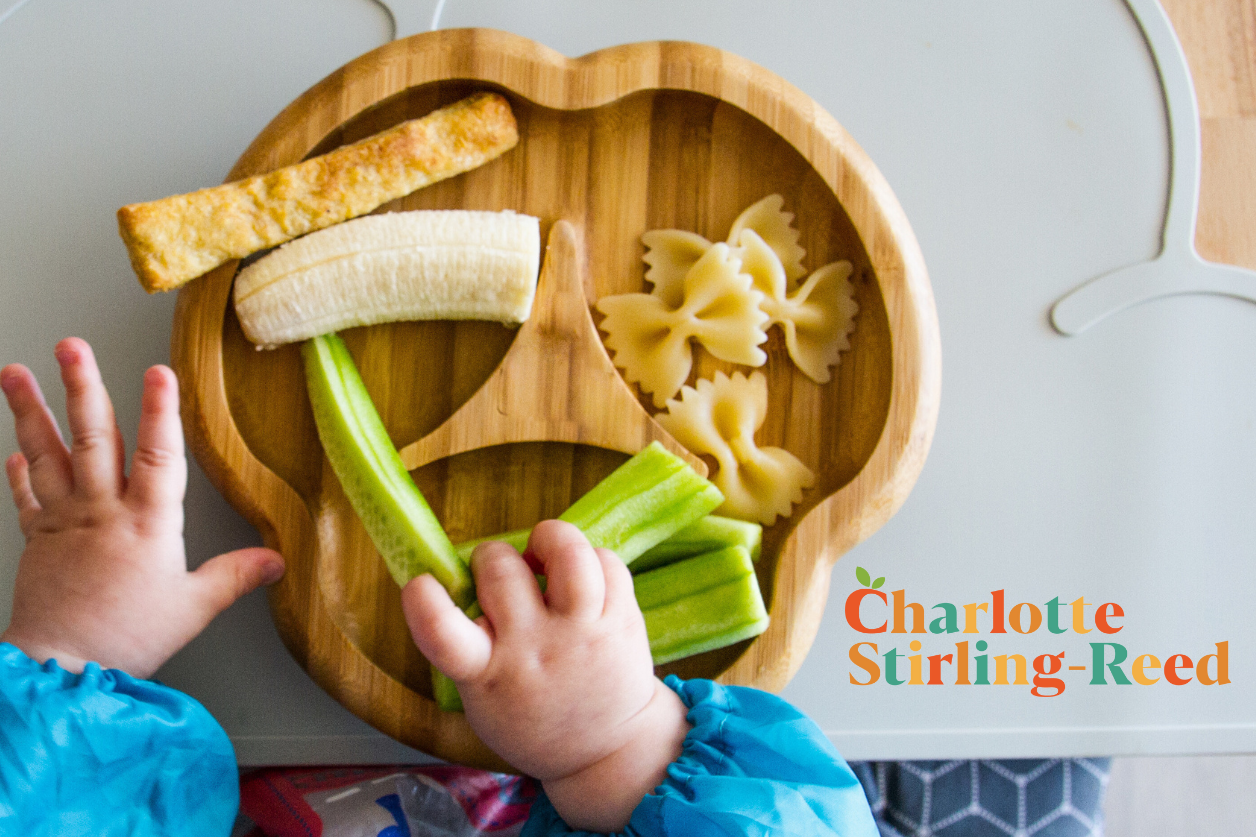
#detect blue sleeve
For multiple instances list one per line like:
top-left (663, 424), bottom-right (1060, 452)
top-left (0, 643), bottom-right (239, 837)
top-left (522, 675), bottom-right (878, 837)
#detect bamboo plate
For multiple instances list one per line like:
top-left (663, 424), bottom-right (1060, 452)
top-left (171, 28), bottom-right (940, 770)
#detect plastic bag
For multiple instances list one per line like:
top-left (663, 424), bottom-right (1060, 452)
top-left (236, 765), bottom-right (538, 837)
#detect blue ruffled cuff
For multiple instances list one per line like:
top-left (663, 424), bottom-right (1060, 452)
top-left (0, 643), bottom-right (238, 837)
top-left (522, 675), bottom-right (878, 836)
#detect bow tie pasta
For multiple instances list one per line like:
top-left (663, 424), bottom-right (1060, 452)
top-left (735, 229), bottom-right (858, 384)
top-left (726, 193), bottom-right (808, 284)
top-left (598, 194), bottom-right (857, 523)
top-left (633, 194), bottom-right (857, 385)
top-left (657, 371), bottom-right (815, 526)
top-left (598, 243), bottom-right (769, 407)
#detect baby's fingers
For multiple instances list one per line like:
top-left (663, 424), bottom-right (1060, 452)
top-left (5, 453), bottom-right (41, 534)
top-left (0, 364), bottom-right (72, 503)
top-left (472, 541), bottom-right (545, 633)
top-left (402, 574), bottom-right (492, 682)
top-left (126, 366), bottom-right (187, 514)
top-left (55, 339), bottom-right (124, 498)
top-left (597, 545), bottom-right (637, 613)
top-left (526, 520), bottom-right (606, 622)
top-left (191, 547), bottom-right (286, 618)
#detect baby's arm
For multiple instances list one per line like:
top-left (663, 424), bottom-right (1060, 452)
top-left (0, 338), bottom-right (286, 834)
top-left (404, 520), bottom-right (881, 837)
top-left (402, 520), bottom-right (690, 833)
top-left (1, 337), bottom-right (284, 677)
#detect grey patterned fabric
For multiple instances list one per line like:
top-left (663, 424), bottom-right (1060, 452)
top-left (850, 759), bottom-right (1111, 837)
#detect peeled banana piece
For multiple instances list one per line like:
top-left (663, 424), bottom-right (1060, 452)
top-left (233, 209), bottom-right (541, 348)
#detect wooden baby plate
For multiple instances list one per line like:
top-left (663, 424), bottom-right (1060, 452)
top-left (171, 28), bottom-right (940, 769)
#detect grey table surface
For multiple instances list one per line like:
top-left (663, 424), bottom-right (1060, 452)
top-left (1, 0), bottom-right (1252, 764)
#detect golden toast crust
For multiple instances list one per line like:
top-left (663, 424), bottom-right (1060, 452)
top-left (117, 92), bottom-right (518, 293)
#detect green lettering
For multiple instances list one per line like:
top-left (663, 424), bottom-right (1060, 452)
top-left (884, 647), bottom-right (905, 685)
top-left (930, 603), bottom-right (959, 634)
top-left (974, 640), bottom-right (990, 685)
top-left (1090, 642), bottom-right (1132, 684)
top-left (1046, 597), bottom-right (1067, 634)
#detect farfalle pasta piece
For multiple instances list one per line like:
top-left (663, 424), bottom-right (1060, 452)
top-left (727, 194), bottom-right (807, 285)
top-left (638, 194), bottom-right (855, 382)
top-left (640, 194), bottom-right (805, 304)
top-left (736, 229), bottom-right (859, 383)
top-left (598, 243), bottom-right (768, 407)
top-left (656, 371), bottom-right (815, 526)
top-left (641, 229), bottom-right (710, 308)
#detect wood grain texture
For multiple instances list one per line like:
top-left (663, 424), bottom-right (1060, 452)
top-left (396, 220), bottom-right (707, 474)
top-left (170, 29), bottom-right (940, 768)
top-left (1161, 0), bottom-right (1256, 270)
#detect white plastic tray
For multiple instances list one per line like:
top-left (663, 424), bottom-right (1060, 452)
top-left (1, 0), bottom-right (1251, 761)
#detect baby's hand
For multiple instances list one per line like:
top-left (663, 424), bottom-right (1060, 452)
top-left (402, 520), bottom-right (690, 833)
top-left (1, 338), bottom-right (284, 679)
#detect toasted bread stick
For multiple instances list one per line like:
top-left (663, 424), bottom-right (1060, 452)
top-left (117, 91), bottom-right (518, 293)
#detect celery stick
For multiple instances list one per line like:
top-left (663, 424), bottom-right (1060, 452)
top-left (634, 546), bottom-right (769, 665)
top-left (303, 334), bottom-right (473, 607)
top-left (630, 516), bottom-right (762, 574)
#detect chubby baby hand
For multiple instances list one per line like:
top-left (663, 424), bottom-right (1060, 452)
top-left (402, 520), bottom-right (690, 832)
top-left (1, 338), bottom-right (284, 679)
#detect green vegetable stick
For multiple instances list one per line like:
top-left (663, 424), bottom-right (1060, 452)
top-left (454, 515), bottom-right (761, 574)
top-left (630, 516), bottom-right (762, 573)
top-left (431, 445), bottom-right (722, 711)
top-left (454, 529), bottom-right (531, 562)
top-left (303, 334), bottom-right (473, 608)
top-left (432, 551), bottom-right (768, 712)
top-left (430, 599), bottom-right (482, 713)
top-left (634, 546), bottom-right (769, 665)
top-left (432, 668), bottom-right (464, 713)
top-left (449, 443), bottom-right (723, 567)
top-left (559, 442), bottom-right (723, 564)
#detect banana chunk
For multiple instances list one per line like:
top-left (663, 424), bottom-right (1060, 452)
top-left (233, 209), bottom-right (540, 348)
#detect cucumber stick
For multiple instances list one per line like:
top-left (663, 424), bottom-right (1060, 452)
top-left (559, 442), bottom-right (723, 564)
top-left (454, 514), bottom-right (761, 574)
top-left (432, 670), bottom-right (464, 713)
top-left (303, 334), bottom-right (473, 608)
top-left (630, 515), bottom-right (762, 573)
top-left (448, 443), bottom-right (723, 566)
top-left (634, 546), bottom-right (769, 665)
top-left (454, 529), bottom-right (531, 562)
top-left (432, 549), bottom-right (769, 712)
top-left (431, 597), bottom-right (482, 713)
top-left (562, 439), bottom-right (728, 563)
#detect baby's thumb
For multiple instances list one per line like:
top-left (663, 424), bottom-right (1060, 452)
top-left (192, 547), bottom-right (286, 619)
top-left (402, 574), bottom-right (491, 682)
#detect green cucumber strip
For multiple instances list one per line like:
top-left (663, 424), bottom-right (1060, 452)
top-left (558, 442), bottom-right (723, 564)
top-left (431, 597), bottom-right (483, 713)
top-left (454, 529), bottom-right (531, 563)
top-left (633, 546), bottom-right (769, 665)
top-left (433, 550), bottom-right (764, 712)
top-left (448, 444), bottom-right (722, 566)
top-left (432, 668), bottom-right (464, 713)
top-left (303, 334), bottom-right (473, 608)
top-left (454, 515), bottom-right (760, 574)
top-left (630, 516), bottom-right (762, 574)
